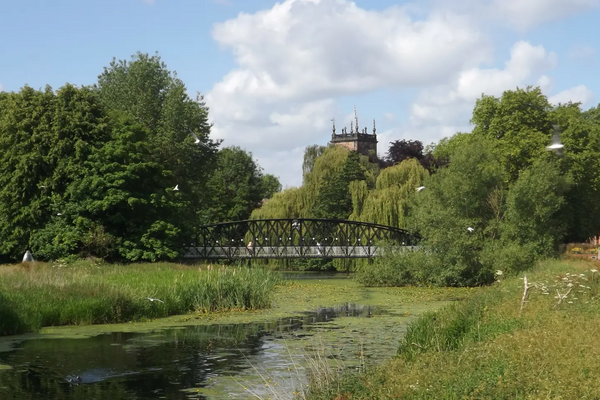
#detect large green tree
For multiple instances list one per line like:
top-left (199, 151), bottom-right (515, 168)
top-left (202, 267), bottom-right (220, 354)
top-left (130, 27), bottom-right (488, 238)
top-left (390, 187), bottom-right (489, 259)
top-left (471, 86), bottom-right (553, 180)
top-left (203, 146), bottom-right (280, 223)
top-left (0, 84), bottom-right (196, 261)
top-left (95, 52), bottom-right (218, 225)
top-left (0, 85), bottom-right (110, 260)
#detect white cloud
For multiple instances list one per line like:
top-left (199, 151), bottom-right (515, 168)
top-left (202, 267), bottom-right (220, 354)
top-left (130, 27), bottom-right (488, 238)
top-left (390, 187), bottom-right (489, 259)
top-left (406, 41), bottom-right (558, 142)
top-left (206, 0), bottom-right (597, 187)
top-left (549, 85), bottom-right (595, 107)
top-left (207, 0), bottom-right (490, 186)
top-left (491, 0), bottom-right (600, 30)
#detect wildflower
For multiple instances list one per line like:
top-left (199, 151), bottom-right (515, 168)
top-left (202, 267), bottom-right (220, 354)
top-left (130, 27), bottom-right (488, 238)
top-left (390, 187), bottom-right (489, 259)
top-left (591, 269), bottom-right (598, 273)
top-left (495, 270), bottom-right (503, 276)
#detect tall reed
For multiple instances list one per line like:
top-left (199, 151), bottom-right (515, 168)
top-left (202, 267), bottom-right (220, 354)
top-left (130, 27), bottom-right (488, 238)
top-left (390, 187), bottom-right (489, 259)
top-left (0, 261), bottom-right (280, 336)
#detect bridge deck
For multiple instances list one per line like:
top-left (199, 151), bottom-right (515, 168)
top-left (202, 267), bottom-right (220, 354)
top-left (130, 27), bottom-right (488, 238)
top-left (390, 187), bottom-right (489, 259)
top-left (184, 245), bottom-right (418, 259)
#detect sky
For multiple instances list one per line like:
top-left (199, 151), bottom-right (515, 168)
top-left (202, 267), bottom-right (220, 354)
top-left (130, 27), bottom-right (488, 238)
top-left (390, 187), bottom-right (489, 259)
top-left (1, 0), bottom-right (600, 187)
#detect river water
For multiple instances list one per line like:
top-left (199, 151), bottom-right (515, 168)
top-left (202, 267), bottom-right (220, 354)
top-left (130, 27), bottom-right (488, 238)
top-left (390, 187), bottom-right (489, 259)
top-left (0, 274), bottom-right (453, 399)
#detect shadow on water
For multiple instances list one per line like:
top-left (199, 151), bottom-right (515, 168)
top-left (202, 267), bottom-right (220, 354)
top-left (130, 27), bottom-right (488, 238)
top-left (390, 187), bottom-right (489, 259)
top-left (0, 303), bottom-right (388, 400)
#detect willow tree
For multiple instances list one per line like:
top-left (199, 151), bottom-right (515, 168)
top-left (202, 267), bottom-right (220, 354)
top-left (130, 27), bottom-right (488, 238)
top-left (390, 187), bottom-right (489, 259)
top-left (250, 187), bottom-right (309, 219)
top-left (350, 158), bottom-right (428, 228)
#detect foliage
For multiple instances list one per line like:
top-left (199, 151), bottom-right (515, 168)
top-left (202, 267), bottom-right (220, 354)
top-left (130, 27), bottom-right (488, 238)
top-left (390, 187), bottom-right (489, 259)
top-left (406, 136), bottom-right (504, 286)
top-left (260, 174), bottom-right (282, 200)
top-left (500, 158), bottom-right (571, 257)
top-left (471, 86), bottom-right (553, 180)
top-left (314, 151), bottom-right (366, 219)
top-left (0, 52), bottom-right (281, 262)
top-left (203, 146), bottom-right (279, 223)
top-left (352, 159), bottom-right (428, 228)
top-left (95, 52), bottom-right (218, 222)
top-left (0, 84), bottom-right (200, 262)
top-left (302, 144), bottom-right (327, 182)
top-left (384, 139), bottom-right (435, 170)
top-left (356, 247), bottom-right (440, 287)
top-left (0, 85), bottom-right (107, 260)
top-left (0, 261), bottom-right (280, 335)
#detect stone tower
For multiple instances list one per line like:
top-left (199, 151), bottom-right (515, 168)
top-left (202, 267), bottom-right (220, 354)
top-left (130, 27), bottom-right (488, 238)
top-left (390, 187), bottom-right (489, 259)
top-left (329, 107), bottom-right (377, 157)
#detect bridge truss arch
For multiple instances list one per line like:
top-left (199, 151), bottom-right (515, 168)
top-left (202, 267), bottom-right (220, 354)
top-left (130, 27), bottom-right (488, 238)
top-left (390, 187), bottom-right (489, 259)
top-left (184, 218), bottom-right (419, 260)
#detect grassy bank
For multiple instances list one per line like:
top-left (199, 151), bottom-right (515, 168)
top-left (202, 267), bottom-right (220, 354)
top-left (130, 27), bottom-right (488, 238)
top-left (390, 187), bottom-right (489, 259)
top-left (308, 258), bottom-right (600, 399)
top-left (0, 260), bottom-right (280, 336)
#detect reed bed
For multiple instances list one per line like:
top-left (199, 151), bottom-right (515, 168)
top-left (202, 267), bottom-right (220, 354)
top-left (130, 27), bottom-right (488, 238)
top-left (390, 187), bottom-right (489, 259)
top-left (0, 260), bottom-right (280, 336)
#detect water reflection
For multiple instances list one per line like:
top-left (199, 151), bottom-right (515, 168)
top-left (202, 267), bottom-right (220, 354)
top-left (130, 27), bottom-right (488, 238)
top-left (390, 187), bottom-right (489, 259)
top-left (0, 303), bottom-right (394, 400)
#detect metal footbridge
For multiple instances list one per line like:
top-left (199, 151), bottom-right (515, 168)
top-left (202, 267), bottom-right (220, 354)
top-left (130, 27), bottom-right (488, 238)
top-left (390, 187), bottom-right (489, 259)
top-left (184, 218), bottom-right (419, 260)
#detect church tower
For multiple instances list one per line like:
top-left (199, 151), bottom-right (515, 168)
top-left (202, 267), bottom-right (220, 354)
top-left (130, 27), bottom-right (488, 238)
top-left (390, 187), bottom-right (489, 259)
top-left (329, 107), bottom-right (378, 157)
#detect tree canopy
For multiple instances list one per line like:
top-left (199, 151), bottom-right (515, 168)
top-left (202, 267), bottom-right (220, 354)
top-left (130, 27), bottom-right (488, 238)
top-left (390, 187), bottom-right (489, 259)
top-left (0, 53), bottom-right (279, 262)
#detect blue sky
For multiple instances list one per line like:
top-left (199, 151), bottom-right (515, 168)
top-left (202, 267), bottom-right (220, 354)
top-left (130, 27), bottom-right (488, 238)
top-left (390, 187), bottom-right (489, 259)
top-left (2, 0), bottom-right (599, 186)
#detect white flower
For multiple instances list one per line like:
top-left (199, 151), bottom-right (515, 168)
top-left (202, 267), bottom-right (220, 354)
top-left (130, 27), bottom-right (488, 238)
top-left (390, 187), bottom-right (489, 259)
top-left (495, 270), bottom-right (503, 276)
top-left (590, 269), bottom-right (598, 273)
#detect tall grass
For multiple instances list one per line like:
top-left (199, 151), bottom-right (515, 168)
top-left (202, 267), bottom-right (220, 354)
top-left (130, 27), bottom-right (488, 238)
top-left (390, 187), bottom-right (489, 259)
top-left (0, 260), bottom-right (280, 336)
top-left (308, 258), bottom-right (600, 399)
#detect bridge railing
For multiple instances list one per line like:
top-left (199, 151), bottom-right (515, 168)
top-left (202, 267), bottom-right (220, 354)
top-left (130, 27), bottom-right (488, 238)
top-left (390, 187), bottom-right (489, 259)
top-left (183, 245), bottom-right (420, 259)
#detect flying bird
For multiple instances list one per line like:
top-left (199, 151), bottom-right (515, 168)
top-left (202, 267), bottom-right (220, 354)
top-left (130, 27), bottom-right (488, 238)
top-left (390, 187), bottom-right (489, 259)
top-left (192, 132), bottom-right (201, 145)
top-left (546, 125), bottom-right (564, 151)
top-left (146, 297), bottom-right (164, 303)
top-left (173, 184), bottom-right (179, 191)
top-left (416, 186), bottom-right (425, 192)
top-left (467, 227), bottom-right (474, 233)
top-left (188, 129), bottom-right (213, 149)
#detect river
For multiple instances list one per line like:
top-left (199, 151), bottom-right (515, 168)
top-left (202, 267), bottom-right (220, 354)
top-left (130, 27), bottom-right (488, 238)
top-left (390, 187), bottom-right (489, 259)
top-left (0, 273), bottom-right (462, 399)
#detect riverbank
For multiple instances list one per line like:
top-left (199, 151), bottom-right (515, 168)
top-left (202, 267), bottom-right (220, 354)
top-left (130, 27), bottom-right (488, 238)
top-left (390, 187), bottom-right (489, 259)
top-left (308, 258), bottom-right (600, 399)
top-left (0, 259), bottom-right (280, 336)
top-left (0, 272), bottom-right (475, 399)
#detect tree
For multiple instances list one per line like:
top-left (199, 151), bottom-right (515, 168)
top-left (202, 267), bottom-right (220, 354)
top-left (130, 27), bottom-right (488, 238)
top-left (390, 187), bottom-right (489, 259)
top-left (95, 52), bottom-right (218, 226)
top-left (500, 159), bottom-right (571, 256)
top-left (203, 147), bottom-right (266, 223)
top-left (302, 145), bottom-right (327, 182)
top-left (260, 174), bottom-right (282, 200)
top-left (314, 151), bottom-right (366, 219)
top-left (386, 139), bottom-right (424, 164)
top-left (0, 84), bottom-right (111, 260)
top-left (408, 136), bottom-right (505, 286)
top-left (353, 158), bottom-right (428, 228)
top-left (471, 86), bottom-right (553, 180)
top-left (0, 84), bottom-right (198, 261)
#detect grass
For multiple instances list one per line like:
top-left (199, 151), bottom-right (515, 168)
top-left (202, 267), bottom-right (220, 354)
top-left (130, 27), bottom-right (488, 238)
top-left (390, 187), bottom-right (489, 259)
top-left (307, 257), bottom-right (600, 399)
top-left (0, 259), bottom-right (280, 336)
